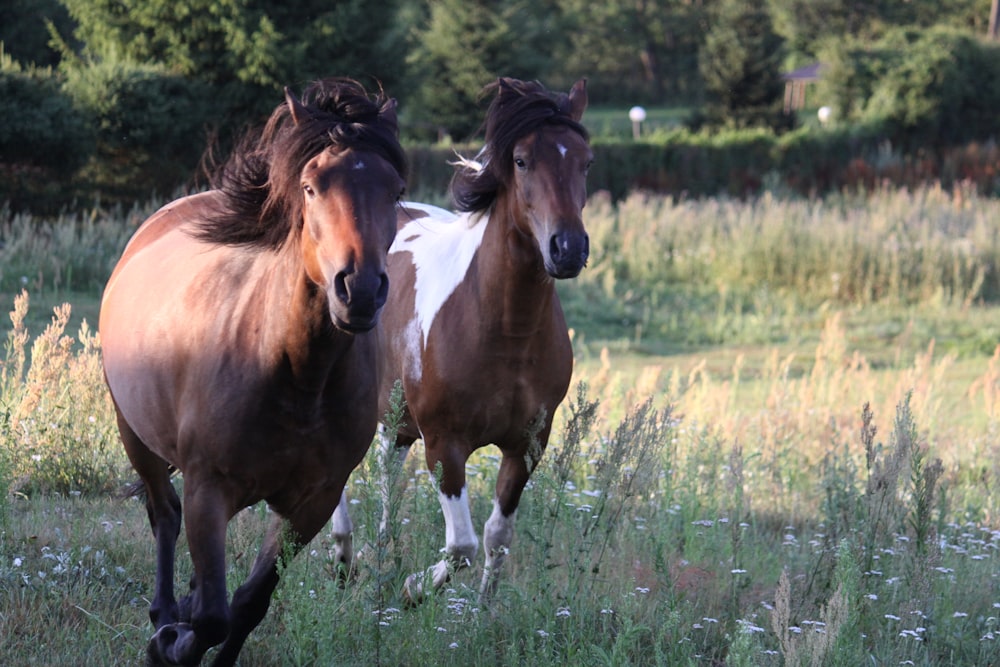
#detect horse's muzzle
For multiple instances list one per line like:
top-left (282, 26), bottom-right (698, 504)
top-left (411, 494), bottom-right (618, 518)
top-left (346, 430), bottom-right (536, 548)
top-left (547, 231), bottom-right (590, 279)
top-left (330, 270), bottom-right (389, 332)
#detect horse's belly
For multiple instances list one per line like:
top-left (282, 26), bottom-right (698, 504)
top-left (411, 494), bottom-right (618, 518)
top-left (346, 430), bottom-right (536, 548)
top-left (397, 335), bottom-right (573, 448)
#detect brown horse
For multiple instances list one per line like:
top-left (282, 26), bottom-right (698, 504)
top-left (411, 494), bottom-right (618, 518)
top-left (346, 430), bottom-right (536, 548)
top-left (99, 78), bottom-right (407, 666)
top-left (331, 78), bottom-right (591, 602)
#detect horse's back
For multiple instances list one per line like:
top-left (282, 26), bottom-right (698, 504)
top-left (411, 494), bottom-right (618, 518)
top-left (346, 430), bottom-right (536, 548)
top-left (105, 192), bottom-right (220, 286)
top-left (99, 191), bottom-right (263, 461)
top-left (100, 190), bottom-right (237, 354)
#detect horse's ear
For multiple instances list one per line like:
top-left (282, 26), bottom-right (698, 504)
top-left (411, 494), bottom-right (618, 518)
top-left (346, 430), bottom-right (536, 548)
top-left (380, 98), bottom-right (399, 130)
top-left (497, 77), bottom-right (517, 96)
top-left (567, 78), bottom-right (588, 122)
top-left (285, 87), bottom-right (309, 125)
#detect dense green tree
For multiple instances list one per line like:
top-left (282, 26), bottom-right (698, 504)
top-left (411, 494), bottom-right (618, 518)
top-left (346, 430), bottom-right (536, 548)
top-left (554, 0), bottom-right (712, 105)
top-left (769, 0), bottom-right (992, 64)
top-left (0, 0), bottom-right (73, 68)
top-left (55, 0), bottom-right (410, 124)
top-left (827, 27), bottom-right (1000, 146)
top-left (406, 0), bottom-right (561, 140)
top-left (698, 0), bottom-right (789, 130)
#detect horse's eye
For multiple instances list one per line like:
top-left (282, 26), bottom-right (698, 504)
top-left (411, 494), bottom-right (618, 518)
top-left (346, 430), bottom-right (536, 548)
top-left (514, 157), bottom-right (527, 170)
top-left (585, 159), bottom-right (594, 173)
top-left (303, 183), bottom-right (315, 197)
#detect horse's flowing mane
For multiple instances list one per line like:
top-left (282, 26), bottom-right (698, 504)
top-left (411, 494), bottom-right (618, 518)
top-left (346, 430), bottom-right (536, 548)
top-left (198, 78), bottom-right (407, 248)
top-left (452, 79), bottom-right (589, 214)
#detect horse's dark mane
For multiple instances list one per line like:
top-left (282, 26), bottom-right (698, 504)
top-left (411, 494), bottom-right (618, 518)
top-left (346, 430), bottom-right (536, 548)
top-left (197, 78), bottom-right (407, 248)
top-left (452, 79), bottom-right (589, 214)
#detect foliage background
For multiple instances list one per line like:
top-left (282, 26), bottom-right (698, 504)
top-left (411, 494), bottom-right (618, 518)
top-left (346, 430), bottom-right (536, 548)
top-left (2, 0), bottom-right (1000, 212)
top-left (4, 3), bottom-right (1000, 664)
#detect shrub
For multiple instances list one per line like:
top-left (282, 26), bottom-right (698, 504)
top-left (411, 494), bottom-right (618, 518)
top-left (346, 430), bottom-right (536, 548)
top-left (61, 58), bottom-right (213, 202)
top-left (819, 27), bottom-right (1000, 149)
top-left (0, 51), bottom-right (94, 210)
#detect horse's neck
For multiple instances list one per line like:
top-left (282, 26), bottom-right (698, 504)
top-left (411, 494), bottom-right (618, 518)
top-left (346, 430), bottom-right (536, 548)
top-left (264, 242), bottom-right (353, 384)
top-left (477, 199), bottom-right (558, 336)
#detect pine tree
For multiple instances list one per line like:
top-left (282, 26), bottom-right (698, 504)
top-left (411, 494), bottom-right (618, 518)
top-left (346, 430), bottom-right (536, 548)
top-left (698, 0), bottom-right (789, 130)
top-left (406, 0), bottom-right (559, 141)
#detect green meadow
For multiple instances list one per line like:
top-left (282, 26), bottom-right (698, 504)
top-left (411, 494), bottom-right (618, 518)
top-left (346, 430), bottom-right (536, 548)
top-left (2, 183), bottom-right (999, 665)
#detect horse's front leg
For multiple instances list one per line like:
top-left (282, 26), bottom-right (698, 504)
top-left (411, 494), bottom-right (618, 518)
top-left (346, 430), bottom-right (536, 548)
top-left (212, 489), bottom-right (340, 667)
top-left (404, 439), bottom-right (477, 604)
top-left (148, 480), bottom-right (231, 667)
top-left (480, 446), bottom-right (540, 600)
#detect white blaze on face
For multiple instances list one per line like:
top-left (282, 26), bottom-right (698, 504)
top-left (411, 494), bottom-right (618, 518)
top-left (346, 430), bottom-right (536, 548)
top-left (352, 159), bottom-right (366, 170)
top-left (392, 202), bottom-right (488, 349)
top-left (557, 142), bottom-right (568, 158)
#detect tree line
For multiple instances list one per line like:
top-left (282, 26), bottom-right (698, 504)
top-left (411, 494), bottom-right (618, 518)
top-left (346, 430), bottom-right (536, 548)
top-left (1, 0), bottom-right (997, 212)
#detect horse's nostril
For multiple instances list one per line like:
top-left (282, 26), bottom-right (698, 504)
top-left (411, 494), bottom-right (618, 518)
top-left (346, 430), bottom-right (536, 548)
top-left (334, 272), bottom-right (350, 304)
top-left (549, 235), bottom-right (562, 261)
top-left (376, 273), bottom-right (389, 307)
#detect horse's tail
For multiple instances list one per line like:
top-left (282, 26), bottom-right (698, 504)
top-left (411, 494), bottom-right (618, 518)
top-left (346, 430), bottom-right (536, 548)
top-left (120, 466), bottom-right (178, 500)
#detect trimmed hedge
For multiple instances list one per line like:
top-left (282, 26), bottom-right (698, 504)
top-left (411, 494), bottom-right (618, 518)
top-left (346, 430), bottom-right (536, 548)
top-left (410, 127), bottom-right (1000, 204)
top-left (6, 125), bottom-right (1000, 215)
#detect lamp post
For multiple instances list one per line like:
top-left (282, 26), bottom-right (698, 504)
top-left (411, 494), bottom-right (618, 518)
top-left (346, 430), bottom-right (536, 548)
top-left (628, 106), bottom-right (646, 140)
top-left (817, 106), bottom-right (832, 125)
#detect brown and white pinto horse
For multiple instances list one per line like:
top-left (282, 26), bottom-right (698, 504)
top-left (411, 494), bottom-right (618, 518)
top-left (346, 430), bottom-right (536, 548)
top-left (332, 78), bottom-right (591, 602)
top-left (99, 78), bottom-right (407, 666)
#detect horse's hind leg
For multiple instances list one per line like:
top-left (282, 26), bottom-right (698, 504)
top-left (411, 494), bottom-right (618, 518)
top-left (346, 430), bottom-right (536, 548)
top-left (330, 425), bottom-right (413, 581)
top-left (115, 407), bottom-right (182, 630)
top-left (330, 491), bottom-right (354, 581)
top-left (212, 490), bottom-right (341, 667)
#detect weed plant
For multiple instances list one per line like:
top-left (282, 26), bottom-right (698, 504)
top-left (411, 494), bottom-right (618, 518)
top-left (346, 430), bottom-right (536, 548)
top-left (0, 291), bottom-right (125, 496)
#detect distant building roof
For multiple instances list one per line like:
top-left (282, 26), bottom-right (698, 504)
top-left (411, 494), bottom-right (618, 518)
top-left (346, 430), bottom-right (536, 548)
top-left (782, 63), bottom-right (824, 113)
top-left (782, 62), bottom-right (823, 82)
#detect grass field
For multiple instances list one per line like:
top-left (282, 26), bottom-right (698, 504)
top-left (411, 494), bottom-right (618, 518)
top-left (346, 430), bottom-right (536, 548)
top-left (2, 184), bottom-right (1000, 665)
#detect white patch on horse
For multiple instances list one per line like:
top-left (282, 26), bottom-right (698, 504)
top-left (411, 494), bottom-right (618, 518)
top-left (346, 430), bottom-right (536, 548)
top-left (330, 493), bottom-right (353, 565)
top-left (557, 142), bottom-right (568, 158)
top-left (400, 318), bottom-right (423, 383)
top-left (483, 498), bottom-right (515, 555)
top-left (392, 202), bottom-right (488, 347)
top-left (352, 159), bottom-right (366, 170)
top-left (481, 498), bottom-right (516, 591)
top-left (439, 488), bottom-right (478, 562)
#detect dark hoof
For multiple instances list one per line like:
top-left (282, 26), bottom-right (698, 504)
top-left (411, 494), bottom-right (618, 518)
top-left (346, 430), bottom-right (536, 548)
top-left (148, 622), bottom-right (200, 666)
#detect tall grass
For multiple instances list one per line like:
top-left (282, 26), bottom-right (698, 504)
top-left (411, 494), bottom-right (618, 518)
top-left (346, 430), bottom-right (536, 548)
top-left (562, 182), bottom-right (1000, 349)
top-left (0, 203), bottom-right (147, 296)
top-left (2, 184), bottom-right (1000, 664)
